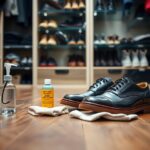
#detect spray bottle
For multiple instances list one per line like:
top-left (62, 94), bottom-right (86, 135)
top-left (1, 63), bottom-right (17, 116)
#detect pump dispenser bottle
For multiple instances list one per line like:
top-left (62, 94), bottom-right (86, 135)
top-left (1, 63), bottom-right (17, 116)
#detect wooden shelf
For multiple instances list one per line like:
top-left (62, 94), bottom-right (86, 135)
top-left (38, 67), bottom-right (86, 70)
top-left (94, 67), bottom-right (150, 70)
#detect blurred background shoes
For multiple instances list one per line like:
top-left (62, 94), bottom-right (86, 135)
top-left (121, 49), bottom-right (149, 67)
top-left (64, 0), bottom-right (85, 10)
top-left (39, 20), bottom-right (58, 28)
top-left (68, 54), bottom-right (85, 67)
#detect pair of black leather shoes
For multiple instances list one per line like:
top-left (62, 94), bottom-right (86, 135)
top-left (60, 77), bottom-right (150, 114)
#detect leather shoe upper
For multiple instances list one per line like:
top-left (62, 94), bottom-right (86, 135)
top-left (64, 77), bottom-right (114, 102)
top-left (83, 77), bottom-right (150, 108)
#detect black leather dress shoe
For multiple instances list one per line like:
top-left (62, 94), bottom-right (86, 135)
top-left (60, 77), bottom-right (113, 107)
top-left (79, 77), bottom-right (150, 114)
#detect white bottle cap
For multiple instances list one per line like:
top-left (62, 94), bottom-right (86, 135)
top-left (44, 79), bottom-right (51, 84)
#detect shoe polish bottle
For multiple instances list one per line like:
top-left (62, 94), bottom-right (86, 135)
top-left (41, 79), bottom-right (54, 108)
top-left (1, 63), bottom-right (17, 116)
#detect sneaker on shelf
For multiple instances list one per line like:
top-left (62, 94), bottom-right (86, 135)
top-left (139, 49), bottom-right (149, 67)
top-left (113, 35), bottom-right (120, 44)
top-left (99, 35), bottom-right (106, 44)
top-left (20, 57), bottom-right (28, 67)
top-left (5, 53), bottom-right (20, 65)
top-left (28, 57), bottom-right (32, 67)
top-left (132, 50), bottom-right (140, 67)
top-left (121, 49), bottom-right (132, 67)
top-left (94, 35), bottom-right (100, 45)
top-left (107, 36), bottom-right (114, 44)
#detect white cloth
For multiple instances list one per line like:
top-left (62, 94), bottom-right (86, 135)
top-left (28, 106), bottom-right (138, 121)
top-left (28, 106), bottom-right (69, 116)
top-left (69, 110), bottom-right (138, 122)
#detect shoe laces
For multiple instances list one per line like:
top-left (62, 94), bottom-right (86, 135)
top-left (89, 78), bottom-right (108, 90)
top-left (108, 78), bottom-right (128, 92)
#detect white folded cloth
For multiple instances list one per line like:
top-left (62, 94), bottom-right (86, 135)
top-left (69, 110), bottom-right (138, 122)
top-left (28, 106), bottom-right (138, 121)
top-left (28, 106), bottom-right (69, 116)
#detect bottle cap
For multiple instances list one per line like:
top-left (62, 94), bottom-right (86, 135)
top-left (44, 79), bottom-right (51, 84)
top-left (4, 63), bottom-right (17, 81)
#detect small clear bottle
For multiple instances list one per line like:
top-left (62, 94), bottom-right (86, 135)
top-left (41, 79), bottom-right (54, 108)
top-left (1, 63), bottom-right (17, 117)
top-left (1, 81), bottom-right (16, 116)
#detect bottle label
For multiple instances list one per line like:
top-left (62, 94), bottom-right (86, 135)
top-left (41, 89), bottom-right (54, 108)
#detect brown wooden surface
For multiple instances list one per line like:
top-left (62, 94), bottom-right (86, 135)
top-left (0, 88), bottom-right (150, 150)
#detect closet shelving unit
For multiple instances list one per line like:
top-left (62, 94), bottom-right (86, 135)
top-left (33, 0), bottom-right (91, 88)
top-left (91, 0), bottom-right (150, 83)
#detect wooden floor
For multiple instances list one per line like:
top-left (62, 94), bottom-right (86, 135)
top-left (0, 88), bottom-right (150, 150)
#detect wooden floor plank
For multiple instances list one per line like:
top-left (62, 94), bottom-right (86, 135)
top-left (83, 119), bottom-right (150, 150)
top-left (6, 114), bottom-right (86, 150)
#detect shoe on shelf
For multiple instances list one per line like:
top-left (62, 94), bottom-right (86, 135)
top-left (60, 77), bottom-right (113, 107)
top-left (64, 0), bottom-right (72, 9)
top-left (140, 49), bottom-right (149, 67)
top-left (99, 35), bottom-right (106, 44)
top-left (45, 0), bottom-right (62, 9)
top-left (5, 53), bottom-right (20, 65)
top-left (28, 57), bottom-right (32, 67)
top-left (113, 35), bottom-right (120, 44)
top-left (40, 4), bottom-right (57, 12)
top-left (39, 35), bottom-right (47, 45)
top-left (68, 37), bottom-right (77, 45)
top-left (121, 49), bottom-right (132, 67)
top-left (76, 39), bottom-right (85, 45)
top-left (39, 20), bottom-right (48, 28)
top-left (132, 50), bottom-right (140, 67)
top-left (79, 76), bottom-right (150, 114)
top-left (47, 36), bottom-right (57, 45)
top-left (106, 0), bottom-right (114, 12)
top-left (20, 57), bottom-right (28, 67)
top-left (55, 31), bottom-right (68, 44)
top-left (79, 0), bottom-right (85, 10)
top-left (72, 0), bottom-right (79, 10)
top-left (47, 20), bottom-right (58, 28)
top-left (95, 0), bottom-right (105, 12)
top-left (76, 55), bottom-right (85, 66)
top-left (94, 34), bottom-right (100, 45)
top-left (47, 57), bottom-right (57, 66)
top-left (67, 55), bottom-right (77, 67)
top-left (107, 36), bottom-right (114, 44)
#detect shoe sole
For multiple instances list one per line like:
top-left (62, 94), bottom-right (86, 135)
top-left (60, 98), bottom-right (80, 108)
top-left (79, 102), bottom-right (150, 114)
